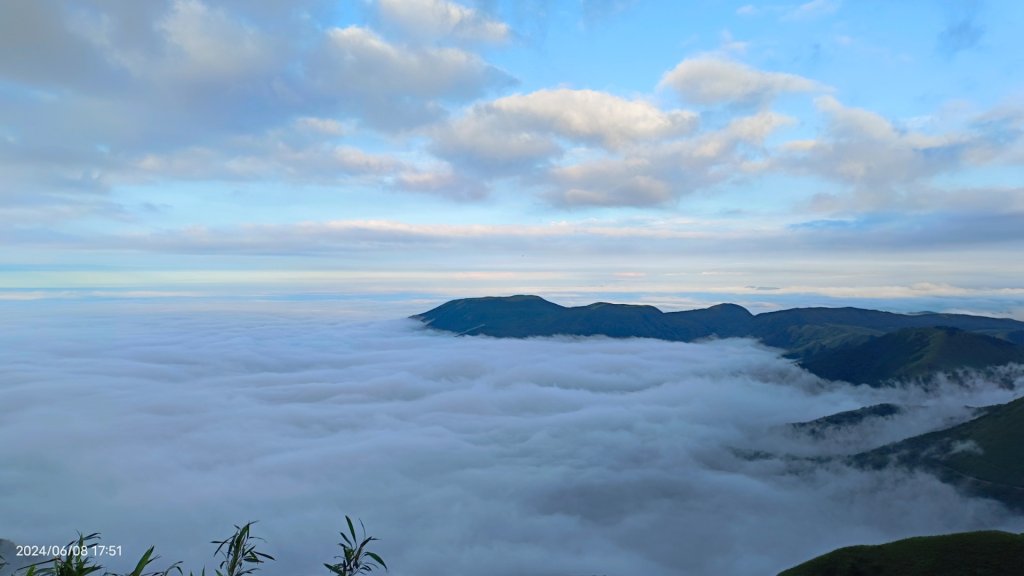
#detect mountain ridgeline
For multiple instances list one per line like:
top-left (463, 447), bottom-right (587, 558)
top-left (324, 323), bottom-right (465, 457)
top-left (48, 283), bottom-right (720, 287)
top-left (413, 295), bottom-right (1024, 385)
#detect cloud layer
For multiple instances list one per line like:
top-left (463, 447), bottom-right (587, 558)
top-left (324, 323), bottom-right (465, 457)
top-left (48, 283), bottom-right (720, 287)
top-left (1, 304), bottom-right (1022, 576)
top-left (6, 1), bottom-right (1021, 217)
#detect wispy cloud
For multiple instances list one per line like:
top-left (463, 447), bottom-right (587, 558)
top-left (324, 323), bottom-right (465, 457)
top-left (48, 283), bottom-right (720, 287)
top-left (784, 0), bottom-right (842, 20)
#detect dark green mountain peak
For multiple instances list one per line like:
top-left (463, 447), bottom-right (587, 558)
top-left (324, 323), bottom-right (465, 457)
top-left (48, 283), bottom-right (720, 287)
top-left (706, 302), bottom-right (753, 315)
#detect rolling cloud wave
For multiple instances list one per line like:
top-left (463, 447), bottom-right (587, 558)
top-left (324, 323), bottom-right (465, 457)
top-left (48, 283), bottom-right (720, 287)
top-left (1, 305), bottom-right (1021, 576)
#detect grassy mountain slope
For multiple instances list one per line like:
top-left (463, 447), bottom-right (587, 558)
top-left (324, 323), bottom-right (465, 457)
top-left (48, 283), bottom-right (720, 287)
top-left (749, 307), bottom-right (1024, 359)
top-left (799, 327), bottom-right (1024, 385)
top-left (852, 394), bottom-right (1024, 509)
top-left (778, 531), bottom-right (1024, 576)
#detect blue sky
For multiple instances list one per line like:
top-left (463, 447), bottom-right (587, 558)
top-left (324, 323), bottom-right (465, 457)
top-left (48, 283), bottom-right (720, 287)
top-left (1, 0), bottom-right (1023, 315)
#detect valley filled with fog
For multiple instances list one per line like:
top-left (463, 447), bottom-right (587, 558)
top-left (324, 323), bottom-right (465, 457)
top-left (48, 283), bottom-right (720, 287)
top-left (2, 303), bottom-right (1022, 576)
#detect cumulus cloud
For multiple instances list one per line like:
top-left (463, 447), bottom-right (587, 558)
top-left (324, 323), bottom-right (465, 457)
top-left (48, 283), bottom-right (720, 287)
top-left (659, 56), bottom-right (822, 107)
top-left (544, 110), bottom-right (794, 207)
top-left (781, 97), bottom-right (1024, 212)
top-left (1, 305), bottom-right (1021, 576)
top-left (375, 0), bottom-right (510, 44)
top-left (430, 89), bottom-right (696, 175)
top-left (793, 96), bottom-right (958, 187)
top-left (3, 0), bottom-right (1020, 231)
top-left (430, 110), bottom-right (562, 175)
top-left (0, 0), bottom-right (519, 216)
top-left (152, 0), bottom-right (276, 84)
top-left (490, 89), bottom-right (697, 148)
top-left (65, 0), bottom-right (300, 144)
top-left (0, 2), bottom-right (293, 215)
top-left (429, 86), bottom-right (796, 207)
top-left (309, 26), bottom-right (514, 131)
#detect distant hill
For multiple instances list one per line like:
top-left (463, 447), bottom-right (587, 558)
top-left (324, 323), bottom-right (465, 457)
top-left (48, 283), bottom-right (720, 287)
top-left (413, 296), bottom-right (1024, 384)
top-left (789, 403), bottom-right (904, 439)
top-left (778, 530), bottom-right (1024, 576)
top-left (851, 394), bottom-right (1024, 509)
top-left (413, 295), bottom-right (753, 340)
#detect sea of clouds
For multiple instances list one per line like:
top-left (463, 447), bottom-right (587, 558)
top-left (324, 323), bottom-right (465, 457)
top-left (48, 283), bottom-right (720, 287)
top-left (1, 301), bottom-right (1022, 576)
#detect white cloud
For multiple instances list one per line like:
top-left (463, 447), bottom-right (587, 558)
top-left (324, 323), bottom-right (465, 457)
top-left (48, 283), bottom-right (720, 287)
top-left (430, 112), bottom-right (562, 175)
top-left (0, 1), bottom-right (518, 216)
top-left (780, 97), bottom-right (1015, 211)
top-left (431, 88), bottom-right (698, 181)
top-left (320, 25), bottom-right (505, 98)
top-left (543, 110), bottom-right (794, 207)
top-left (2, 0), bottom-right (1019, 229)
top-left (134, 140), bottom-right (404, 183)
top-left (311, 26), bottom-right (515, 129)
top-left (154, 0), bottom-right (275, 83)
top-left (689, 110), bottom-right (795, 157)
top-left (659, 56), bottom-right (822, 107)
top-left (392, 168), bottom-right (489, 201)
top-left (376, 0), bottom-right (510, 44)
top-left (550, 160), bottom-right (674, 207)
top-left (489, 89), bottom-right (697, 147)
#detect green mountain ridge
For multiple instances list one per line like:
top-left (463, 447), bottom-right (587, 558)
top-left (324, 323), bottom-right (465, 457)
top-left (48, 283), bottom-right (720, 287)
top-left (413, 295), bottom-right (1024, 385)
top-left (778, 530), bottom-right (1024, 576)
top-left (799, 326), bottom-right (1024, 386)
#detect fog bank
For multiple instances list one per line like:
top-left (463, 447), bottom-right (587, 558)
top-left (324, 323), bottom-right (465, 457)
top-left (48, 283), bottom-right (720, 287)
top-left (1, 305), bottom-right (1021, 576)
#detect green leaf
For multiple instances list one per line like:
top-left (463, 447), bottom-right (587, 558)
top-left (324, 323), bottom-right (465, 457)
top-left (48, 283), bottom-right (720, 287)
top-left (365, 553), bottom-right (387, 571)
top-left (127, 547), bottom-right (156, 576)
top-left (346, 517), bottom-right (357, 546)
